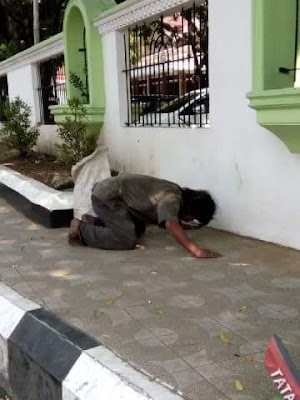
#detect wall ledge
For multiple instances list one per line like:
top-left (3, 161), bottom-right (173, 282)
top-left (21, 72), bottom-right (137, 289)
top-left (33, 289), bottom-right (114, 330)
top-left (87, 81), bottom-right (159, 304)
top-left (248, 88), bottom-right (300, 153)
top-left (94, 0), bottom-right (195, 35)
top-left (0, 33), bottom-right (63, 77)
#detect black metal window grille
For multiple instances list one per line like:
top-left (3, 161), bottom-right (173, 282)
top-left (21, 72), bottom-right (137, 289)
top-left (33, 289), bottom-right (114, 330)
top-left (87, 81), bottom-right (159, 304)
top-left (38, 55), bottom-right (67, 125)
top-left (0, 75), bottom-right (8, 122)
top-left (123, 1), bottom-right (209, 128)
top-left (78, 28), bottom-right (89, 104)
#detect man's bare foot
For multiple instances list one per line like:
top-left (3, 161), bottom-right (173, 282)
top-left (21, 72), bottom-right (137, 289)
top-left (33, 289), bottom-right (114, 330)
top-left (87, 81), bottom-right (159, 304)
top-left (81, 214), bottom-right (94, 224)
top-left (68, 218), bottom-right (81, 246)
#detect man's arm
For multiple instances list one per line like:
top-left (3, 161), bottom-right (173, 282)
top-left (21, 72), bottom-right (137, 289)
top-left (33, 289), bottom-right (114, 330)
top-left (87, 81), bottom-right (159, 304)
top-left (165, 220), bottom-right (220, 258)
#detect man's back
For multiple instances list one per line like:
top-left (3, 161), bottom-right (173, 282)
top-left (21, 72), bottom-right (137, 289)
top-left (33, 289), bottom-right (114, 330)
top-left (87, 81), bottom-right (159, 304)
top-left (92, 174), bottom-right (182, 225)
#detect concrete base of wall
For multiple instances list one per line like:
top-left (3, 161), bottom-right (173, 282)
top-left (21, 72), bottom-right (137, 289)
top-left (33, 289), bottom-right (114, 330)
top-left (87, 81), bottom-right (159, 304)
top-left (36, 125), bottom-right (62, 156)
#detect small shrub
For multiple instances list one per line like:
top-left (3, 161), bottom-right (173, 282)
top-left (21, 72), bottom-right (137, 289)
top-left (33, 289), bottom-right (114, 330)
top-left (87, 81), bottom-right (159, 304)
top-left (56, 98), bottom-right (96, 165)
top-left (0, 42), bottom-right (14, 62)
top-left (0, 97), bottom-right (39, 157)
top-left (69, 72), bottom-right (89, 103)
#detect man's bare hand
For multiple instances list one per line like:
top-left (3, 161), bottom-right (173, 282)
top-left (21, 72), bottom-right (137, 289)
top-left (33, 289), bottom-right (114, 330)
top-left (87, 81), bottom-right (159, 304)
top-left (192, 248), bottom-right (222, 259)
top-left (165, 220), bottom-right (222, 258)
top-left (68, 218), bottom-right (81, 246)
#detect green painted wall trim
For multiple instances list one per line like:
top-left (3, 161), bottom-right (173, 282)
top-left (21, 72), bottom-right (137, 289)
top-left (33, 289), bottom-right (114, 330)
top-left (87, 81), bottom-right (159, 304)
top-left (266, 126), bottom-right (300, 153)
top-left (248, 88), bottom-right (300, 152)
top-left (250, 0), bottom-right (300, 152)
top-left (50, 104), bottom-right (105, 118)
top-left (252, 0), bottom-right (296, 91)
top-left (248, 88), bottom-right (300, 108)
top-left (252, 0), bottom-right (264, 91)
top-left (52, 0), bottom-right (116, 130)
top-left (63, 0), bottom-right (115, 105)
top-left (50, 104), bottom-right (105, 135)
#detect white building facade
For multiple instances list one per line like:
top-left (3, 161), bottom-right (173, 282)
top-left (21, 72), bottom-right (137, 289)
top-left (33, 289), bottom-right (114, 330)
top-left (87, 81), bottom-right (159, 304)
top-left (96, 0), bottom-right (300, 250)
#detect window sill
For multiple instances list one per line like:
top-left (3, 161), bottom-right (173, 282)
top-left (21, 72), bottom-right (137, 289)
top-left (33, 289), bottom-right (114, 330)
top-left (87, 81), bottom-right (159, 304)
top-left (248, 88), bottom-right (300, 153)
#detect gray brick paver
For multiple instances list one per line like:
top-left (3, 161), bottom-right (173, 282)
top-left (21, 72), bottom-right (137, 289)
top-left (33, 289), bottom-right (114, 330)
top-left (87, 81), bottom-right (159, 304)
top-left (0, 198), bottom-right (299, 399)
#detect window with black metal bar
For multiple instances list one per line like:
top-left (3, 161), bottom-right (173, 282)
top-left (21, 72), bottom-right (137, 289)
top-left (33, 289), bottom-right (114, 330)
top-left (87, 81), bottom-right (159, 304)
top-left (0, 75), bottom-right (8, 122)
top-left (123, 0), bottom-right (209, 128)
top-left (38, 55), bottom-right (67, 125)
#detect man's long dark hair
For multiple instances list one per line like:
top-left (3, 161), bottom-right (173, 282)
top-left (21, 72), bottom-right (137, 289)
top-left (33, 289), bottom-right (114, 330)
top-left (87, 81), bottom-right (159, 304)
top-left (181, 188), bottom-right (216, 227)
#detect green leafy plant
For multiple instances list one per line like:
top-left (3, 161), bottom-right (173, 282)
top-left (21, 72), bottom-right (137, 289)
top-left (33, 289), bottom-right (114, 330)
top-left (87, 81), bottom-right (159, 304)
top-left (0, 43), bottom-right (14, 62)
top-left (56, 98), bottom-right (96, 165)
top-left (0, 97), bottom-right (39, 157)
top-left (69, 72), bottom-right (89, 103)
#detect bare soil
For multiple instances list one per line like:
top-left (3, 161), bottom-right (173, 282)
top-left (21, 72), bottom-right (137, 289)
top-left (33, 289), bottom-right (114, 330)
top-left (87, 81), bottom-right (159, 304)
top-left (1, 150), bottom-right (71, 188)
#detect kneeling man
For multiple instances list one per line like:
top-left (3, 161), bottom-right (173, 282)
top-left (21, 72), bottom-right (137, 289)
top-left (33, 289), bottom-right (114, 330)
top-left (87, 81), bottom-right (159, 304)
top-left (69, 174), bottom-right (220, 258)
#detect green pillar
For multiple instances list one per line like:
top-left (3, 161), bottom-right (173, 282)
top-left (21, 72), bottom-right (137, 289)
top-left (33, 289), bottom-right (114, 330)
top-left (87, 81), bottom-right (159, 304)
top-left (50, 0), bottom-right (116, 135)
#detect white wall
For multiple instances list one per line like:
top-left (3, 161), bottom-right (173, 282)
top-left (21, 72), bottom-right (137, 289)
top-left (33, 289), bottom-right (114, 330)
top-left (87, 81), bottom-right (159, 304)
top-left (2, 36), bottom-right (65, 155)
top-left (7, 64), bottom-right (40, 125)
top-left (100, 0), bottom-right (300, 250)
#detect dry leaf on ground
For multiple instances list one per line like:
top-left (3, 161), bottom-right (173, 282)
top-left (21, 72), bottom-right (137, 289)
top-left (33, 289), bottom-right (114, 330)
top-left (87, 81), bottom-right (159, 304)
top-left (106, 299), bottom-right (116, 307)
top-left (234, 380), bottom-right (244, 391)
top-left (243, 355), bottom-right (254, 362)
top-left (219, 332), bottom-right (229, 344)
top-left (157, 309), bottom-right (165, 318)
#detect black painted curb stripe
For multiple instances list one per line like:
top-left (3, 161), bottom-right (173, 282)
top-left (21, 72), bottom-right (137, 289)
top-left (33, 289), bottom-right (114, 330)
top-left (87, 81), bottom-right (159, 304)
top-left (29, 309), bottom-right (99, 350)
top-left (8, 308), bottom-right (100, 400)
top-left (0, 183), bottom-right (73, 228)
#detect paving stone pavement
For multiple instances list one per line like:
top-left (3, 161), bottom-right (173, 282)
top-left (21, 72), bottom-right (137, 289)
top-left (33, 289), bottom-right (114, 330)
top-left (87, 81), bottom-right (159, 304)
top-left (0, 198), bottom-right (300, 400)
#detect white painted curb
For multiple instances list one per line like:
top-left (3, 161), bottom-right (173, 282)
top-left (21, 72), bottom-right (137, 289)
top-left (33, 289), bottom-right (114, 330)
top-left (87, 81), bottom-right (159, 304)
top-left (63, 345), bottom-right (184, 400)
top-left (0, 166), bottom-right (73, 211)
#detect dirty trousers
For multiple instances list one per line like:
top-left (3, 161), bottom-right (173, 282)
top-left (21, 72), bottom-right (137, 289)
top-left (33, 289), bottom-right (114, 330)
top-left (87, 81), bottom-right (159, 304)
top-left (79, 195), bottom-right (146, 250)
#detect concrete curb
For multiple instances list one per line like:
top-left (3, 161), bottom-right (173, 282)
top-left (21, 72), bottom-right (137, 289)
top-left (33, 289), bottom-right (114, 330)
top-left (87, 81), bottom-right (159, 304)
top-left (0, 282), bottom-right (184, 400)
top-left (0, 166), bottom-right (73, 228)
